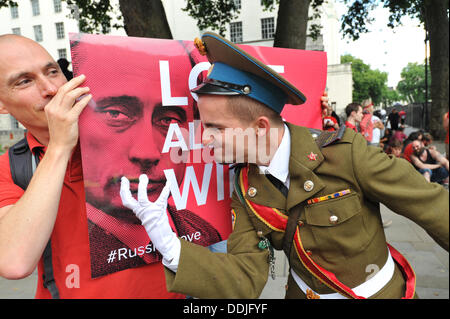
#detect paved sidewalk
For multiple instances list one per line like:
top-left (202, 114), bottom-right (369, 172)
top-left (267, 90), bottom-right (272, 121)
top-left (260, 203), bottom-right (449, 299)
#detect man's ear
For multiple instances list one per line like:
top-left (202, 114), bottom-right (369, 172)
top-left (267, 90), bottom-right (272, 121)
top-left (254, 116), bottom-right (270, 137)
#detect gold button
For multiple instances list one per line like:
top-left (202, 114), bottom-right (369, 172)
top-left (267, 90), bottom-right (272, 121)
top-left (298, 220), bottom-right (304, 227)
top-left (303, 180), bottom-right (314, 192)
top-left (306, 250), bottom-right (312, 256)
top-left (248, 187), bottom-right (257, 197)
top-left (329, 215), bottom-right (339, 224)
top-left (243, 85), bottom-right (251, 94)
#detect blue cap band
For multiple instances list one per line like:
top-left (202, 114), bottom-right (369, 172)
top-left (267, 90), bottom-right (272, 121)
top-left (207, 62), bottom-right (288, 114)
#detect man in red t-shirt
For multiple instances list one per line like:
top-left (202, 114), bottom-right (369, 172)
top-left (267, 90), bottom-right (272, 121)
top-left (322, 107), bottom-right (339, 131)
top-left (344, 103), bottom-right (363, 132)
top-left (0, 35), bottom-right (184, 298)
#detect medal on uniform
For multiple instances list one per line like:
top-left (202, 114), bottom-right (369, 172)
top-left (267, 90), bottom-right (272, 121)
top-left (257, 231), bottom-right (276, 280)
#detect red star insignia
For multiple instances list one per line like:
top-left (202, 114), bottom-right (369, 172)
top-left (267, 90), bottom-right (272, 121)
top-left (307, 152), bottom-right (318, 161)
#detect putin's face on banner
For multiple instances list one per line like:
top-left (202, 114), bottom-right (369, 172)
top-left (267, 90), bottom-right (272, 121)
top-left (76, 39), bottom-right (195, 222)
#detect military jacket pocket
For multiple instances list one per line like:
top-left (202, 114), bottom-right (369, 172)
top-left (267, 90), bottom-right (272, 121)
top-left (304, 193), bottom-right (370, 258)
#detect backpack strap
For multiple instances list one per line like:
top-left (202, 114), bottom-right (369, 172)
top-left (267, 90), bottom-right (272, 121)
top-left (8, 138), bottom-right (60, 299)
top-left (8, 138), bottom-right (33, 191)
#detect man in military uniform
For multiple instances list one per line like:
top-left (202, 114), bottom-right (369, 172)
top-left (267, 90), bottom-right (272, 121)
top-left (120, 32), bottom-right (449, 299)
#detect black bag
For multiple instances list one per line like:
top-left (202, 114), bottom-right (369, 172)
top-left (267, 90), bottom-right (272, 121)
top-left (8, 138), bottom-right (60, 298)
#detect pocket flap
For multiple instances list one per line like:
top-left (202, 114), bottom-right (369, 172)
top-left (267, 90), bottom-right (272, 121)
top-left (305, 193), bottom-right (361, 226)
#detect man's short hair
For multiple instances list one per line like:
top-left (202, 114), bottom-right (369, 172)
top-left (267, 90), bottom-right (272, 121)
top-left (226, 95), bottom-right (283, 126)
top-left (345, 103), bottom-right (361, 117)
top-left (423, 132), bottom-right (433, 142)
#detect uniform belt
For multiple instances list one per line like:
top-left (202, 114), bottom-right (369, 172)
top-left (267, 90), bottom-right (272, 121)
top-left (291, 249), bottom-right (395, 299)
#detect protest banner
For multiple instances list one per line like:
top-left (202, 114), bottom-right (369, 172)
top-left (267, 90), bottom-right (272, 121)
top-left (70, 33), bottom-right (326, 278)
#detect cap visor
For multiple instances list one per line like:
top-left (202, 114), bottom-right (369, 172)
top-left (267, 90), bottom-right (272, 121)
top-left (191, 82), bottom-right (242, 96)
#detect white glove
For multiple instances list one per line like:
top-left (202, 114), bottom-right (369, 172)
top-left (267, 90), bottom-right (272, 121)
top-left (120, 174), bottom-right (180, 272)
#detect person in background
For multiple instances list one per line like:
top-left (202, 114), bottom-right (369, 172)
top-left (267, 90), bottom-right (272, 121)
top-left (388, 108), bottom-right (400, 131)
top-left (380, 128), bottom-right (392, 151)
top-left (422, 133), bottom-right (436, 150)
top-left (398, 110), bottom-right (406, 126)
top-left (391, 126), bottom-right (407, 144)
top-left (360, 100), bottom-right (384, 147)
top-left (323, 107), bottom-right (339, 131)
top-left (443, 112), bottom-right (449, 161)
top-left (344, 103), bottom-right (363, 133)
top-left (57, 58), bottom-right (73, 81)
top-left (410, 140), bottom-right (449, 185)
top-left (386, 139), bottom-right (403, 158)
top-left (402, 131), bottom-right (424, 164)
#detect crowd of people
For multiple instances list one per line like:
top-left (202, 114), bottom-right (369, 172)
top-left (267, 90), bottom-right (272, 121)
top-left (324, 104), bottom-right (449, 188)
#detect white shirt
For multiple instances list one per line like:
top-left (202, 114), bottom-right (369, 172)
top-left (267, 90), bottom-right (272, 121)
top-left (258, 123), bottom-right (291, 189)
top-left (371, 115), bottom-right (382, 144)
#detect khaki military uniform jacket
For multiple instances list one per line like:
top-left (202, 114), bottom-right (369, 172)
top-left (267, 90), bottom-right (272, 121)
top-left (164, 123), bottom-right (449, 299)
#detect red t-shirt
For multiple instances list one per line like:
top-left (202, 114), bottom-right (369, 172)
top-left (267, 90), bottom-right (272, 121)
top-left (360, 113), bottom-right (374, 142)
top-left (402, 143), bottom-right (413, 163)
top-left (323, 116), bottom-right (337, 131)
top-left (345, 121), bottom-right (358, 132)
top-left (0, 132), bottom-right (184, 299)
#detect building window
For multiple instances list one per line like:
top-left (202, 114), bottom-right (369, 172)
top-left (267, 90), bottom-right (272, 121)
top-left (58, 48), bottom-right (67, 59)
top-left (12, 27), bottom-right (21, 35)
top-left (31, 0), bottom-right (40, 16)
top-left (233, 0), bottom-right (241, 9)
top-left (53, 0), bottom-right (62, 13)
top-left (261, 17), bottom-right (275, 39)
top-left (33, 25), bottom-right (43, 42)
top-left (55, 22), bottom-right (65, 39)
top-left (10, 4), bottom-right (19, 19)
top-left (230, 21), bottom-right (243, 43)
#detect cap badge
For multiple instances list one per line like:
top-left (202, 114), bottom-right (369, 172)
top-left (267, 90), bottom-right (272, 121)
top-left (194, 37), bottom-right (207, 56)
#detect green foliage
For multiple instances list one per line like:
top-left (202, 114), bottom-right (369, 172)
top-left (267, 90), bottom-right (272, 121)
top-left (182, 0), bottom-right (241, 36)
top-left (340, 0), bottom-right (427, 41)
top-left (64, 0), bottom-right (122, 34)
top-left (0, 0), bottom-right (19, 22)
top-left (341, 54), bottom-right (389, 105)
top-left (396, 62), bottom-right (431, 103)
top-left (0, 0), bottom-right (17, 8)
top-left (183, 0), bottom-right (325, 41)
top-left (381, 86), bottom-right (401, 106)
